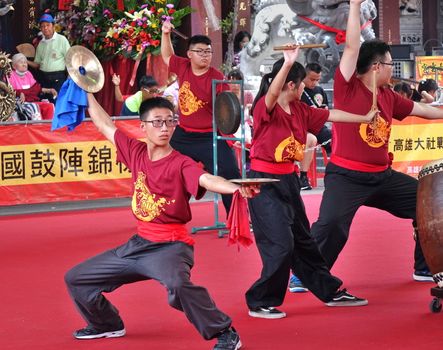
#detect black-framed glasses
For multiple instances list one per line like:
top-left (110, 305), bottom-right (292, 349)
top-left (142, 119), bottom-right (179, 128)
top-left (189, 49), bottom-right (213, 56)
top-left (379, 61), bottom-right (395, 66)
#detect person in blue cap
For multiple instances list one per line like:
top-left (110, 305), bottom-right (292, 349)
top-left (28, 13), bottom-right (70, 94)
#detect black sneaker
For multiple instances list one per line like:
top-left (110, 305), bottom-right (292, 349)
top-left (214, 327), bottom-right (242, 350)
top-left (299, 175), bottom-right (312, 190)
top-left (325, 289), bottom-right (368, 307)
top-left (413, 269), bottom-right (434, 282)
top-left (73, 325), bottom-right (126, 340)
top-left (248, 306), bottom-right (286, 319)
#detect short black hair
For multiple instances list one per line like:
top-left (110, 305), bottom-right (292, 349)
top-left (357, 39), bottom-right (391, 75)
top-left (393, 82), bottom-right (412, 97)
top-left (188, 35), bottom-right (211, 49)
top-left (138, 75), bottom-right (158, 90)
top-left (139, 97), bottom-right (175, 121)
top-left (418, 79), bottom-right (438, 93)
top-left (305, 62), bottom-right (322, 74)
top-left (227, 69), bottom-right (244, 81)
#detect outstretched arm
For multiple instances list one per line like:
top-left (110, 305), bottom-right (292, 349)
top-left (199, 173), bottom-right (260, 198)
top-left (410, 102), bottom-right (443, 120)
top-left (339, 0), bottom-right (365, 81)
top-left (86, 94), bottom-right (117, 145)
top-left (328, 108), bottom-right (378, 123)
top-left (161, 21), bottom-right (175, 66)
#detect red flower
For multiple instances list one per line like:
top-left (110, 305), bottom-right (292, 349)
top-left (168, 9), bottom-right (175, 14)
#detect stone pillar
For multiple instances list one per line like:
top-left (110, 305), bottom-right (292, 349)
top-left (378, 0), bottom-right (401, 43)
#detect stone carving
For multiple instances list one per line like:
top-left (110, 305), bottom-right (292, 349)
top-left (241, 0), bottom-right (377, 82)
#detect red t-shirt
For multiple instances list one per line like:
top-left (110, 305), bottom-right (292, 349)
top-left (250, 96), bottom-right (329, 163)
top-left (169, 55), bottom-right (225, 132)
top-left (332, 69), bottom-right (414, 171)
top-left (114, 129), bottom-right (206, 243)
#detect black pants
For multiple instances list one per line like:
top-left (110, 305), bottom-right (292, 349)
top-left (65, 235), bottom-right (231, 340)
top-left (245, 171), bottom-right (342, 309)
top-left (40, 70), bottom-right (67, 93)
top-left (316, 125), bottom-right (332, 155)
top-left (311, 162), bottom-right (428, 271)
top-left (171, 126), bottom-right (240, 213)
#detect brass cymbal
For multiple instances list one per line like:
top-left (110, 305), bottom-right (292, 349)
top-left (65, 45), bottom-right (104, 93)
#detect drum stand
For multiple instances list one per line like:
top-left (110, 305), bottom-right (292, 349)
top-left (430, 287), bottom-right (443, 313)
top-left (191, 80), bottom-right (247, 237)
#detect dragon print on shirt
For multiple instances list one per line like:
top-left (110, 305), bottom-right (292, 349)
top-left (359, 114), bottom-right (391, 148)
top-left (131, 172), bottom-right (175, 221)
top-left (178, 81), bottom-right (205, 115)
top-left (274, 134), bottom-right (305, 162)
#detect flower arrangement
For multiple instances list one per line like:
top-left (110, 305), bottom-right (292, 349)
top-left (105, 1), bottom-right (192, 60)
top-left (52, 0), bottom-right (192, 61)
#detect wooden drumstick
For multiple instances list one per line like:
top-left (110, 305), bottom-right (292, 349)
top-left (372, 69), bottom-right (377, 110)
top-left (273, 43), bottom-right (327, 50)
top-left (371, 69), bottom-right (378, 128)
top-left (171, 28), bottom-right (189, 40)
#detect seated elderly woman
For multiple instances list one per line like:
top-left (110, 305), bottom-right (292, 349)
top-left (9, 53), bottom-right (56, 120)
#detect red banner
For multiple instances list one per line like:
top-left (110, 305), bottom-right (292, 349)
top-left (0, 119), bottom-right (143, 206)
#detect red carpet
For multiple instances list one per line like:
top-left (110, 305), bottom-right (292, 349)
top-left (1, 195), bottom-right (441, 350)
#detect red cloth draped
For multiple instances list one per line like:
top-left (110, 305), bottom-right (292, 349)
top-left (95, 56), bottom-right (136, 116)
top-left (146, 54), bottom-right (169, 87)
top-left (297, 15), bottom-right (373, 45)
top-left (227, 190), bottom-right (253, 250)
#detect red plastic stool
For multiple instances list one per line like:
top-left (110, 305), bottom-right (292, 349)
top-left (307, 147), bottom-right (329, 188)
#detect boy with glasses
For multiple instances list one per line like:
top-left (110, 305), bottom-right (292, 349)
top-left (65, 95), bottom-right (259, 350)
top-left (310, 0), bottom-right (443, 287)
top-left (161, 21), bottom-right (241, 214)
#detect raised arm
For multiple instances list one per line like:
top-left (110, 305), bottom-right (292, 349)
top-left (410, 102), bottom-right (443, 120)
top-left (112, 74), bottom-right (124, 103)
top-left (265, 47), bottom-right (300, 112)
top-left (339, 0), bottom-right (365, 81)
top-left (86, 93), bottom-right (117, 144)
top-left (161, 21), bottom-right (175, 66)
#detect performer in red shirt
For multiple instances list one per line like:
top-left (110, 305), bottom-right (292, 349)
top-left (65, 96), bottom-right (259, 350)
top-left (245, 46), bottom-right (377, 319)
top-left (161, 21), bottom-right (240, 214)
top-left (311, 0), bottom-right (443, 283)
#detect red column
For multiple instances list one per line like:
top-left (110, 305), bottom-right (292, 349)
top-left (378, 0), bottom-right (401, 43)
top-left (189, 0), bottom-right (223, 69)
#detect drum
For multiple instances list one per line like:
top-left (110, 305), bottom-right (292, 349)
top-left (417, 158), bottom-right (443, 287)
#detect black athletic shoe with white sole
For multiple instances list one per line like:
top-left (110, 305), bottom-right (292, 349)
top-left (214, 327), bottom-right (242, 350)
top-left (248, 306), bottom-right (286, 319)
top-left (73, 326), bottom-right (126, 340)
top-left (325, 289), bottom-right (368, 307)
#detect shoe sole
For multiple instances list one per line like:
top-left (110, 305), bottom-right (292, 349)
top-left (325, 300), bottom-right (369, 307)
top-left (74, 329), bottom-right (126, 340)
top-left (248, 310), bottom-right (286, 319)
top-left (288, 287), bottom-right (309, 293)
top-left (413, 274), bottom-right (434, 282)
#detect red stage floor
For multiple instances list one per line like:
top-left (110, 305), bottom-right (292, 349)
top-left (0, 194), bottom-right (440, 350)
